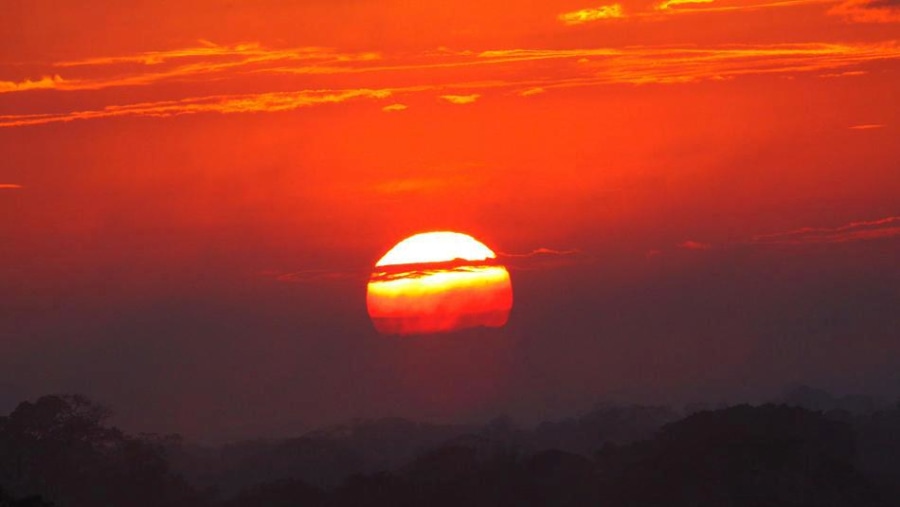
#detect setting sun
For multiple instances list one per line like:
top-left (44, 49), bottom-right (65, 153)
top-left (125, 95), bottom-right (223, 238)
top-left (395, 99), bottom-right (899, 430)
top-left (375, 231), bottom-right (498, 267)
top-left (367, 232), bottom-right (513, 335)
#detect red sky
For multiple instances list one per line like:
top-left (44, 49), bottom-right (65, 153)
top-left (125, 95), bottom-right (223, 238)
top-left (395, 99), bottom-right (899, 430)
top-left (1, 0), bottom-right (899, 439)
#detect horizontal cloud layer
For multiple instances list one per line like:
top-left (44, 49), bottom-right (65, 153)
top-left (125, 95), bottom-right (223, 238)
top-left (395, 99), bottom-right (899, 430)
top-left (2, 40), bottom-right (898, 127)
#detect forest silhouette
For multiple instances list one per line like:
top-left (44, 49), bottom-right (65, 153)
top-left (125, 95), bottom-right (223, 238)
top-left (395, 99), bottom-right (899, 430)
top-left (2, 388), bottom-right (900, 506)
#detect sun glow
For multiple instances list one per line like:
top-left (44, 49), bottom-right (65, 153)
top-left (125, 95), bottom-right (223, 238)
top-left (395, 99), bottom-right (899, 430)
top-left (367, 232), bottom-right (513, 335)
top-left (375, 231), bottom-right (497, 267)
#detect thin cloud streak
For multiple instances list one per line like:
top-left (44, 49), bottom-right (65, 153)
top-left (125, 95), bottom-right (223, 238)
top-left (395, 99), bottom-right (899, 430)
top-left (475, 42), bottom-right (900, 81)
top-left (2, 43), bottom-right (381, 94)
top-left (647, 0), bottom-right (833, 15)
top-left (656, 0), bottom-right (715, 10)
top-left (6, 40), bottom-right (895, 96)
top-left (53, 41), bottom-right (374, 67)
top-left (819, 70), bottom-right (868, 77)
top-left (0, 88), bottom-right (395, 128)
top-left (1, 41), bottom-right (898, 127)
top-left (440, 94), bottom-right (480, 104)
top-left (561, 0), bottom-right (832, 23)
top-left (749, 216), bottom-right (900, 246)
top-left (0, 184), bottom-right (24, 189)
top-left (382, 103), bottom-right (408, 112)
top-left (517, 87), bottom-right (546, 96)
top-left (668, 216), bottom-right (900, 256)
top-left (497, 248), bottom-right (586, 271)
top-left (497, 248), bottom-right (582, 258)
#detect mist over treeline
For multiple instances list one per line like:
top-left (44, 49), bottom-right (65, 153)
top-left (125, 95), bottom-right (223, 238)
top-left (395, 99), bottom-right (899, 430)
top-left (2, 387), bottom-right (900, 506)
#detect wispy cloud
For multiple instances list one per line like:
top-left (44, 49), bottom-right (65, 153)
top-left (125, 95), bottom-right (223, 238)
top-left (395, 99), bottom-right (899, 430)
top-left (562, 0), bottom-right (831, 22)
top-left (475, 42), bottom-right (900, 85)
top-left (0, 88), bottom-right (394, 128)
top-left (666, 216), bottom-right (900, 258)
top-left (849, 123), bottom-right (885, 129)
top-left (440, 94), bottom-right (480, 104)
top-left (651, 0), bottom-right (832, 15)
top-left (517, 87), bottom-right (546, 96)
top-left (382, 103), bottom-right (408, 112)
top-left (829, 0), bottom-right (900, 22)
top-left (0, 184), bottom-right (24, 189)
top-left (53, 41), bottom-right (368, 67)
top-left (558, 4), bottom-right (626, 24)
top-left (819, 70), bottom-right (868, 77)
top-left (499, 247), bottom-right (582, 257)
top-left (656, 0), bottom-right (715, 10)
top-left (749, 216), bottom-right (900, 245)
top-left (497, 248), bottom-right (586, 271)
top-left (2, 40), bottom-right (898, 127)
top-left (1, 42), bottom-right (381, 95)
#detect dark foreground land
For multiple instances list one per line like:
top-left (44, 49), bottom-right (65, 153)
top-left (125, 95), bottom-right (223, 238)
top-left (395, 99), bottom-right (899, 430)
top-left (3, 388), bottom-right (900, 507)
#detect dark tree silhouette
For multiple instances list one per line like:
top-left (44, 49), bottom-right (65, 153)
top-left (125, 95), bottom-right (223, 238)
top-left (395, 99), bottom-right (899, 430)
top-left (0, 486), bottom-right (53, 507)
top-left (222, 478), bottom-right (324, 507)
top-left (0, 395), bottom-right (198, 507)
top-left (4, 392), bottom-right (900, 507)
top-left (596, 404), bottom-right (876, 507)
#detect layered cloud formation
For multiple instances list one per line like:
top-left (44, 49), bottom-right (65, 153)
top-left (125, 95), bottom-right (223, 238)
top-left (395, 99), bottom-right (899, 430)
top-left (2, 39), bottom-right (897, 127)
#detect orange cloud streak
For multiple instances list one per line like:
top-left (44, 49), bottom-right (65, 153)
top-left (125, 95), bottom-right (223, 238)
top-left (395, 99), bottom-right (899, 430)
top-left (0, 75), bottom-right (64, 93)
top-left (656, 0), bottom-right (715, 10)
top-left (564, 0), bottom-right (831, 21)
top-left (2, 41), bottom-right (898, 127)
top-left (382, 103), bottom-right (408, 112)
top-left (517, 87), bottom-right (546, 96)
top-left (558, 4), bottom-right (626, 24)
top-left (1, 43), bottom-right (381, 94)
top-left (476, 42), bottom-right (900, 85)
top-left (0, 88), bottom-right (394, 128)
top-left (440, 94), bottom-right (480, 104)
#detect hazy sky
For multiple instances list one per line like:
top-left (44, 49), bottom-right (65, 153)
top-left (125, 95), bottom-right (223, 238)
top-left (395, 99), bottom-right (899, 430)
top-left (1, 0), bottom-right (899, 440)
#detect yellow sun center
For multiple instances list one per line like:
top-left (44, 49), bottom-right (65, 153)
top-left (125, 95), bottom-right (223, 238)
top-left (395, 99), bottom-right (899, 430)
top-left (375, 231), bottom-right (497, 267)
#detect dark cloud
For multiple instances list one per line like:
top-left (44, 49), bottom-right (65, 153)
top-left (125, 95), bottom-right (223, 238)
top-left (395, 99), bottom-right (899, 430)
top-left (669, 216), bottom-right (900, 255)
top-left (749, 216), bottom-right (900, 246)
top-left (497, 248), bottom-right (586, 271)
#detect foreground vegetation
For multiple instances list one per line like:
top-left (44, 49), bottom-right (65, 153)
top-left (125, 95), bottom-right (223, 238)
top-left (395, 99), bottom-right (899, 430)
top-left (2, 391), bottom-right (899, 506)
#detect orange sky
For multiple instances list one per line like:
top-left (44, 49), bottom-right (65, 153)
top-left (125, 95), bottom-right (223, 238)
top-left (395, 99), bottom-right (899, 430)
top-left (1, 0), bottom-right (899, 438)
